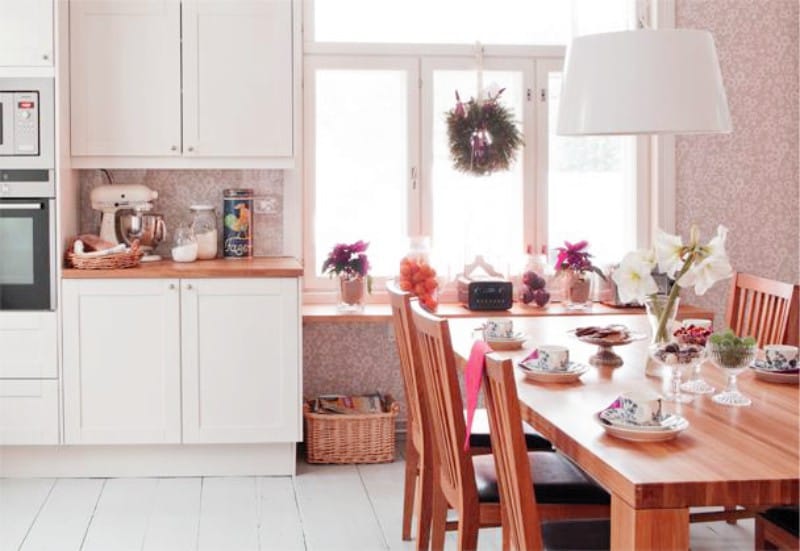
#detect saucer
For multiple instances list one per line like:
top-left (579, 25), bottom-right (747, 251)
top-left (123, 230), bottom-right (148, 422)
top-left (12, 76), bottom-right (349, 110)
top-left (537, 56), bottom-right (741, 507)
top-left (596, 409), bottom-right (689, 442)
top-left (485, 333), bottom-right (528, 351)
top-left (750, 361), bottom-right (799, 384)
top-left (518, 361), bottom-right (589, 383)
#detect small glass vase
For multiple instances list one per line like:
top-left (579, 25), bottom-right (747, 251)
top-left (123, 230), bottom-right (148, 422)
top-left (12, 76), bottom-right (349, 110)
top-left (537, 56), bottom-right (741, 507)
top-left (338, 275), bottom-right (366, 313)
top-left (709, 344), bottom-right (757, 407)
top-left (562, 270), bottom-right (592, 310)
top-left (644, 295), bottom-right (680, 377)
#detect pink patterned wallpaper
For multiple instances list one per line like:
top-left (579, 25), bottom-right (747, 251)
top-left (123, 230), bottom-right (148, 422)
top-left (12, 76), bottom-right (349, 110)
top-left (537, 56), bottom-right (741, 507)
top-left (675, 0), bottom-right (799, 326)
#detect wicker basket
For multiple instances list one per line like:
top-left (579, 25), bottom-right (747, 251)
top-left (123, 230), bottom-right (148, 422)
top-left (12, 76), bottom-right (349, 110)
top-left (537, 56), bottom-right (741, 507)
top-left (303, 396), bottom-right (399, 464)
top-left (66, 239), bottom-right (144, 270)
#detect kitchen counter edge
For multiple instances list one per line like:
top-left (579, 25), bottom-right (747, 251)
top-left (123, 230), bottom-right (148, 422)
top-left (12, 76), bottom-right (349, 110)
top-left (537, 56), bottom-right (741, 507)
top-left (62, 257), bottom-right (303, 279)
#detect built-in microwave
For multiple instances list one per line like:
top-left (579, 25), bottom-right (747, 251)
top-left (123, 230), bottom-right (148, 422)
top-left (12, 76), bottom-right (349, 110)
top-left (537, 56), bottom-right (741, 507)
top-left (0, 169), bottom-right (55, 311)
top-left (0, 77), bottom-right (54, 169)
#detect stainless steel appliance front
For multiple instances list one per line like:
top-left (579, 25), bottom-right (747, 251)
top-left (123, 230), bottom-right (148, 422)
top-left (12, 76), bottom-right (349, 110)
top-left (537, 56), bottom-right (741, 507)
top-left (0, 174), bottom-right (56, 311)
top-left (0, 77), bottom-right (54, 169)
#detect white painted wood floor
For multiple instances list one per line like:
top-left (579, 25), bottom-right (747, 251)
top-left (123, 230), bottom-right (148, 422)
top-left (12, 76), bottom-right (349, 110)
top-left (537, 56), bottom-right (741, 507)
top-left (0, 451), bottom-right (755, 551)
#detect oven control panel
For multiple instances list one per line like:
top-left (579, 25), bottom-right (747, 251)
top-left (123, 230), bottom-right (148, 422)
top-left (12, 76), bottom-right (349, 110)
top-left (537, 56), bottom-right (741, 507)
top-left (12, 92), bottom-right (39, 155)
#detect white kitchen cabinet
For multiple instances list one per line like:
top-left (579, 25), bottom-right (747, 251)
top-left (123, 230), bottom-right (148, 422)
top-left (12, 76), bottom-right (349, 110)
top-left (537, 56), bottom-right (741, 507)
top-left (62, 279), bottom-right (182, 444)
top-left (62, 277), bottom-right (300, 446)
top-left (0, 312), bottom-right (58, 379)
top-left (0, 0), bottom-right (53, 67)
top-left (182, 0), bottom-right (293, 158)
top-left (70, 0), bottom-right (294, 167)
top-left (181, 278), bottom-right (300, 443)
top-left (0, 380), bottom-right (59, 445)
top-left (69, 0), bottom-right (182, 157)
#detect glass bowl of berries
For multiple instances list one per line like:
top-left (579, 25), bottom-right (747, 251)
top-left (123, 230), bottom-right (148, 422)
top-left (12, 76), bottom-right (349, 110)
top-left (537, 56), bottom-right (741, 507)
top-left (674, 322), bottom-right (714, 395)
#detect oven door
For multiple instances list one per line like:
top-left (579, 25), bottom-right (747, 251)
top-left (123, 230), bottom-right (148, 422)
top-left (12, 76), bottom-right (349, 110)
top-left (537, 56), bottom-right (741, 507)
top-left (0, 198), bottom-right (53, 310)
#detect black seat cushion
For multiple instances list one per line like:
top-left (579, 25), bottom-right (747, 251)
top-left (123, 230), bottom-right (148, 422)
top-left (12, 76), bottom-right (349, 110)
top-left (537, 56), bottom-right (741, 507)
top-left (541, 519), bottom-right (610, 550)
top-left (760, 505), bottom-right (799, 537)
top-left (468, 408), bottom-right (554, 451)
top-left (473, 452), bottom-right (610, 505)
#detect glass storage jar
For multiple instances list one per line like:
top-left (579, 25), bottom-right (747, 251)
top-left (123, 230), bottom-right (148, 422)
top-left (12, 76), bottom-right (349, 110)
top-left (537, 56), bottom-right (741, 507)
top-left (190, 205), bottom-right (218, 260)
top-left (171, 225), bottom-right (198, 263)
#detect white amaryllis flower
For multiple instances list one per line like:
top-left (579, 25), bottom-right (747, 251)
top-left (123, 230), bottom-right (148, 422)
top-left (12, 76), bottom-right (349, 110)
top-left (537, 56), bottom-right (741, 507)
top-left (700, 224), bottom-right (729, 259)
top-left (679, 254), bottom-right (733, 295)
top-left (613, 251), bottom-right (659, 303)
top-left (654, 229), bottom-right (684, 277)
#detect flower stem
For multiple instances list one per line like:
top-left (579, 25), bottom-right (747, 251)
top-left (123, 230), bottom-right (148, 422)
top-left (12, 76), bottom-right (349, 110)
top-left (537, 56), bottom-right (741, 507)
top-left (655, 258), bottom-right (694, 342)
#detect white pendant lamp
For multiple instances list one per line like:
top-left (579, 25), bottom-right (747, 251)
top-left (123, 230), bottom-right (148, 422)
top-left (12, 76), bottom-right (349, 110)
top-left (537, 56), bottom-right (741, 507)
top-left (557, 29), bottom-right (732, 136)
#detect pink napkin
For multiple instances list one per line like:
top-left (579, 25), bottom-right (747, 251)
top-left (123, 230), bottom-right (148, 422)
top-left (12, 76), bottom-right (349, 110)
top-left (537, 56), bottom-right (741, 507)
top-left (464, 340), bottom-right (492, 451)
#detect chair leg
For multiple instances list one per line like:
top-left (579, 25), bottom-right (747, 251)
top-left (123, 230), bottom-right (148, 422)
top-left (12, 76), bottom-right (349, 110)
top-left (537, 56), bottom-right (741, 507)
top-left (457, 507), bottom-right (480, 551)
top-left (402, 438), bottom-right (419, 541)
top-left (415, 454), bottom-right (433, 551)
top-left (431, 485), bottom-right (448, 551)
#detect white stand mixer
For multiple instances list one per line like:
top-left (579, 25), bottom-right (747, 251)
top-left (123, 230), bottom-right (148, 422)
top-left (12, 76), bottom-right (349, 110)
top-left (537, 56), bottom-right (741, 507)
top-left (90, 184), bottom-right (165, 261)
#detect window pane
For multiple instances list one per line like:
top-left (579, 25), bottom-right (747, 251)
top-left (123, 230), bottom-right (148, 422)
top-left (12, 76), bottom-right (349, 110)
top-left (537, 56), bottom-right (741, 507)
top-left (314, 0), bottom-right (634, 45)
top-left (431, 70), bottom-right (524, 279)
top-left (547, 71), bottom-right (636, 267)
top-left (314, 69), bottom-right (409, 276)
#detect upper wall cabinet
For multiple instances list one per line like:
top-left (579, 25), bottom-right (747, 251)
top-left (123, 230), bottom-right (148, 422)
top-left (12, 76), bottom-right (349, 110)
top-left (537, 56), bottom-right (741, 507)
top-left (70, 0), bottom-right (294, 169)
top-left (0, 0), bottom-right (54, 67)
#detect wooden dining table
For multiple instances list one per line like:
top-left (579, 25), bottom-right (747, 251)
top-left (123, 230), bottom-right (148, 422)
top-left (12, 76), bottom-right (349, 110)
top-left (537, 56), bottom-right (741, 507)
top-left (448, 314), bottom-right (799, 551)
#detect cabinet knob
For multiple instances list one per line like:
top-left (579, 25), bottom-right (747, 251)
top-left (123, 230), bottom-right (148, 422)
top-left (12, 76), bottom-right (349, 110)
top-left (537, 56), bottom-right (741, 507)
top-left (186, 283), bottom-right (193, 290)
top-left (187, 146), bottom-right (195, 152)
top-left (171, 145), bottom-right (178, 151)
top-left (42, 53), bottom-right (50, 61)
top-left (168, 283), bottom-right (176, 290)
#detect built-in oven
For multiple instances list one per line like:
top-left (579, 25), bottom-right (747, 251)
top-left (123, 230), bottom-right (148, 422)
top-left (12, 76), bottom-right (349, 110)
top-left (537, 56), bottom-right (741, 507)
top-left (0, 172), bottom-right (55, 311)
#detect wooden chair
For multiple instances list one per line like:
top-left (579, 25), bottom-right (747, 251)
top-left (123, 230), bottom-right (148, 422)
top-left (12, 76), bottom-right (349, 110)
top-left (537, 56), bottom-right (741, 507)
top-left (725, 272), bottom-right (795, 348)
top-left (483, 354), bottom-right (610, 550)
top-left (754, 506), bottom-right (799, 550)
top-left (387, 282), bottom-right (552, 550)
top-left (409, 301), bottom-right (609, 551)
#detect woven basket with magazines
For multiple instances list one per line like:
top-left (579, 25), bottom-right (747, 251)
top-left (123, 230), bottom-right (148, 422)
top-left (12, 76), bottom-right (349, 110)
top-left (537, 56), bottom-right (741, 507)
top-left (303, 394), bottom-right (398, 464)
top-left (66, 238), bottom-right (144, 270)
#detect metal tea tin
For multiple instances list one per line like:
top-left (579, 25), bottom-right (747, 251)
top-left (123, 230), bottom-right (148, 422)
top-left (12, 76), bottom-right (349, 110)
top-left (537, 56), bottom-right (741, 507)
top-left (223, 188), bottom-right (253, 259)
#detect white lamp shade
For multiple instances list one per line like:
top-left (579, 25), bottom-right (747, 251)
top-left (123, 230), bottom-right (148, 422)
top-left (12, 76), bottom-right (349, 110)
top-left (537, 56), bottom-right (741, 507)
top-left (557, 29), bottom-right (732, 136)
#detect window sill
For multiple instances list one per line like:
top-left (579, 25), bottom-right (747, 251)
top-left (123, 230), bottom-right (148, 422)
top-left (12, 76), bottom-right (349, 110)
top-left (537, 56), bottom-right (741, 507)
top-left (301, 302), bottom-right (714, 324)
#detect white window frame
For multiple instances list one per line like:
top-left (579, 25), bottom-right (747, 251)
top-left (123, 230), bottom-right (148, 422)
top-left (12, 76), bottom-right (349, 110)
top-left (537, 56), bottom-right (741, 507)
top-left (300, 0), bottom-right (670, 303)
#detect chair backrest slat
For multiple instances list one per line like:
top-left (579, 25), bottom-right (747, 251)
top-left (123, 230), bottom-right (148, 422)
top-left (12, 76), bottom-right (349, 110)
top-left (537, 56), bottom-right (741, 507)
top-left (409, 300), bottom-right (477, 511)
top-left (483, 354), bottom-right (543, 550)
top-left (387, 281), bottom-right (428, 453)
top-left (725, 273), bottom-right (795, 348)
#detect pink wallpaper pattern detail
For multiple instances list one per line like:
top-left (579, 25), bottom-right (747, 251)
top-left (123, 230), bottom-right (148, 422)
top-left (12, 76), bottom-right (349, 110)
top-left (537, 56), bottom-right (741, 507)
top-left (78, 169), bottom-right (284, 258)
top-left (675, 0), bottom-right (799, 327)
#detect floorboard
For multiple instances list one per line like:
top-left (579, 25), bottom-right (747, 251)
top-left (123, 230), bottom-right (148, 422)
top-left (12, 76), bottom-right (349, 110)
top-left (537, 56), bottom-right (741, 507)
top-left (0, 478), bottom-right (54, 551)
top-left (197, 477), bottom-right (259, 551)
top-left (142, 478), bottom-right (202, 551)
top-left (257, 477), bottom-right (306, 551)
top-left (19, 478), bottom-right (103, 551)
top-left (80, 478), bottom-right (159, 551)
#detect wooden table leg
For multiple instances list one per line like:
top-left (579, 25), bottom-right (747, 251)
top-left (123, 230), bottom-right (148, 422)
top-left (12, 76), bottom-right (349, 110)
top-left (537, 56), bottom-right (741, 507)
top-left (610, 495), bottom-right (690, 551)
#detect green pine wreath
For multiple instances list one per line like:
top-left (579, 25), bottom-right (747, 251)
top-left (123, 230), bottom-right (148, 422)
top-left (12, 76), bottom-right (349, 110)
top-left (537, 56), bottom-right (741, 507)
top-left (446, 89), bottom-right (523, 176)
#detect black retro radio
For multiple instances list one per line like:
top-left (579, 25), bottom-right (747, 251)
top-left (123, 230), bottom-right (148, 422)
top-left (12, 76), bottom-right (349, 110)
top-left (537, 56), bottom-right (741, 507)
top-left (457, 276), bottom-right (513, 311)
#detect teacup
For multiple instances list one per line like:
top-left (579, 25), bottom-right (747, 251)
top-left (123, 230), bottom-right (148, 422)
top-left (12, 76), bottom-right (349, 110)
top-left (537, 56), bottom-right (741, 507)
top-left (531, 345), bottom-right (570, 371)
top-left (618, 390), bottom-right (663, 425)
top-left (764, 345), bottom-right (799, 371)
top-left (484, 319), bottom-right (514, 340)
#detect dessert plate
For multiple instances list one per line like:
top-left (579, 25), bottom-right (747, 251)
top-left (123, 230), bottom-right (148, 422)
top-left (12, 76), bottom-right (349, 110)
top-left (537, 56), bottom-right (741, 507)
top-left (596, 409), bottom-right (689, 442)
top-left (518, 361), bottom-right (589, 383)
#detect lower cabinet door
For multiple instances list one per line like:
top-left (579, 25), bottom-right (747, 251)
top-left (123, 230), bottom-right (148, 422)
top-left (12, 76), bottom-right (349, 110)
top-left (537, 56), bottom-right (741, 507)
top-left (0, 380), bottom-right (59, 445)
top-left (62, 279), bottom-right (182, 444)
top-left (181, 278), bottom-right (300, 443)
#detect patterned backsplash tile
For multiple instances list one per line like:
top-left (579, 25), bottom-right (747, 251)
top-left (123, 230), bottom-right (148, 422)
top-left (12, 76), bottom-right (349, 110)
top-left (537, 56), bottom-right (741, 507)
top-left (78, 169), bottom-right (284, 258)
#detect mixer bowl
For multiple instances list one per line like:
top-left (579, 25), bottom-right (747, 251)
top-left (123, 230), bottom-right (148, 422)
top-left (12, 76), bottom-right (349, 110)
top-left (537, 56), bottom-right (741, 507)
top-left (116, 209), bottom-right (167, 253)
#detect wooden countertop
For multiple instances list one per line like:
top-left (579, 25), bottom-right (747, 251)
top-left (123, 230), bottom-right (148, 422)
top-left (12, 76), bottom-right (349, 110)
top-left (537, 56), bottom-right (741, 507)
top-left (302, 302), bottom-right (714, 323)
top-left (62, 257), bottom-right (303, 279)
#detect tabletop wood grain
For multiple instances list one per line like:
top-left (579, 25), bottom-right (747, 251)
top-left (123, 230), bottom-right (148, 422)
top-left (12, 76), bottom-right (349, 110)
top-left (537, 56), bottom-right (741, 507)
top-left (449, 314), bottom-right (799, 550)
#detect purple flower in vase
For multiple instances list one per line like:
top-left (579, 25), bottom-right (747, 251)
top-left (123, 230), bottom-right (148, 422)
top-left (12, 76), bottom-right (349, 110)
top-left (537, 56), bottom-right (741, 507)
top-left (554, 240), bottom-right (605, 279)
top-left (322, 241), bottom-right (372, 289)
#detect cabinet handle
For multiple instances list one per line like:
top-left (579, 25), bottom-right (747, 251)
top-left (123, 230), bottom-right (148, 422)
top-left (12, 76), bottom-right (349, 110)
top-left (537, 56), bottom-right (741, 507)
top-left (168, 283), bottom-right (176, 290)
top-left (171, 145), bottom-right (178, 152)
top-left (186, 283), bottom-right (193, 290)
